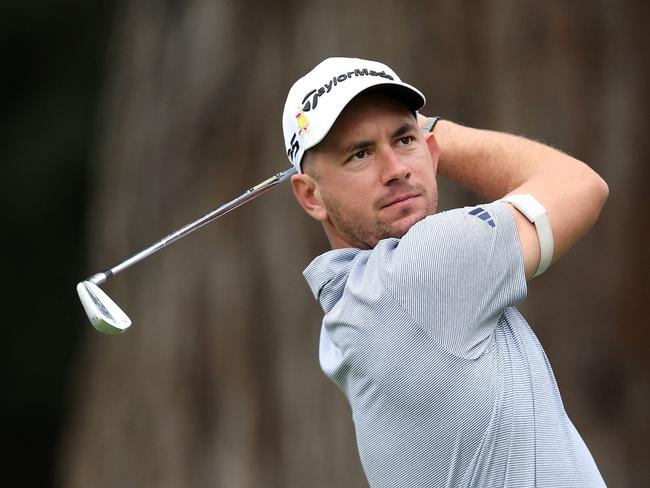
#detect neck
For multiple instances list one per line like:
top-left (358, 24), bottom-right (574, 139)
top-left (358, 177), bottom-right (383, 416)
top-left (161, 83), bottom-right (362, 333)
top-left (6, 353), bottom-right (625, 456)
top-left (323, 221), bottom-right (354, 250)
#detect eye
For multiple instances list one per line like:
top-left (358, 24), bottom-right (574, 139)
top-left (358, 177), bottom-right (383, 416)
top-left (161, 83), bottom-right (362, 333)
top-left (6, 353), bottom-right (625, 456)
top-left (398, 136), bottom-right (414, 146)
top-left (350, 149), bottom-right (368, 161)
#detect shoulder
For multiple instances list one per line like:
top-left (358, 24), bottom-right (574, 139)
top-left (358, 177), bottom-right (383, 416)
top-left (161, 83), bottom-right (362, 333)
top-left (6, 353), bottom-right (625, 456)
top-left (376, 202), bottom-right (517, 265)
top-left (374, 201), bottom-right (526, 313)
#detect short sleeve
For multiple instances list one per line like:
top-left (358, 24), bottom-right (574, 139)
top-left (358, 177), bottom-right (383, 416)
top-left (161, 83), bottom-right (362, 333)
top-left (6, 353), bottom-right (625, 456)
top-left (378, 202), bottom-right (527, 359)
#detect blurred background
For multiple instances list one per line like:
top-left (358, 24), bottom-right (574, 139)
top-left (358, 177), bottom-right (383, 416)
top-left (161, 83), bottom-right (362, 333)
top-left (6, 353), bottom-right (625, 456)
top-left (2, 0), bottom-right (648, 486)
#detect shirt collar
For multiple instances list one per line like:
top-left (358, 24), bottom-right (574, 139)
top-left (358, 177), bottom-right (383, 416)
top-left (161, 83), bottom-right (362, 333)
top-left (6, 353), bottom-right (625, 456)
top-left (303, 248), bottom-right (360, 311)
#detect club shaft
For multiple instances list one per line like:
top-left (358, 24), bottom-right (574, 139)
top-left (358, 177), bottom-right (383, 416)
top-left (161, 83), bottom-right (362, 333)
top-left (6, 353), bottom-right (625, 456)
top-left (88, 167), bottom-right (297, 286)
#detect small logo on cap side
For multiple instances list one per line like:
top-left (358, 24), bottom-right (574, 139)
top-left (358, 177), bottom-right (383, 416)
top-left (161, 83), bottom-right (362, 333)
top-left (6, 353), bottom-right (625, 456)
top-left (287, 132), bottom-right (300, 162)
top-left (296, 111), bottom-right (309, 135)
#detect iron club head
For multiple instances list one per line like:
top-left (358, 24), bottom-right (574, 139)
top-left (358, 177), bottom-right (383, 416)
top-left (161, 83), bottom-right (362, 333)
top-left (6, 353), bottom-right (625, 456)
top-left (76, 281), bottom-right (131, 334)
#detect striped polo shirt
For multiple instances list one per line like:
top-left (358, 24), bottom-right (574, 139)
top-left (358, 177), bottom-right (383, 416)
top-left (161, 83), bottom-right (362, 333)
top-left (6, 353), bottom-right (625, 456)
top-left (304, 202), bottom-right (606, 488)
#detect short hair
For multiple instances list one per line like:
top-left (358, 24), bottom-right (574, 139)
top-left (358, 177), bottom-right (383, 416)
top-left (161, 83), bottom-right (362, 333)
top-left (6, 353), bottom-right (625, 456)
top-left (301, 150), bottom-right (320, 180)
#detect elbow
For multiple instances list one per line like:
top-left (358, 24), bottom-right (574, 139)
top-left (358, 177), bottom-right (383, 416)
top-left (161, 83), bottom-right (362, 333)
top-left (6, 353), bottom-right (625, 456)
top-left (599, 175), bottom-right (610, 203)
top-left (592, 171), bottom-right (609, 211)
top-left (583, 167), bottom-right (609, 224)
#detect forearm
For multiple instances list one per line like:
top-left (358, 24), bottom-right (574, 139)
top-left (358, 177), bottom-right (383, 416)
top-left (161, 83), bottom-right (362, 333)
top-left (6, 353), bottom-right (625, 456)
top-left (430, 119), bottom-right (593, 201)
top-left (421, 116), bottom-right (609, 271)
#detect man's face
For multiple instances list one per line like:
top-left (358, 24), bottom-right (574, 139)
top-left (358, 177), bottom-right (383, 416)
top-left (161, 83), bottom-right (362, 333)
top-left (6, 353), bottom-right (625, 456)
top-left (300, 93), bottom-right (439, 249)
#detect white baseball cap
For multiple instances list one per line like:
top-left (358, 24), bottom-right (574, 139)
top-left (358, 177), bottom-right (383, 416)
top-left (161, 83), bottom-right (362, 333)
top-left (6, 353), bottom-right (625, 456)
top-left (282, 57), bottom-right (426, 173)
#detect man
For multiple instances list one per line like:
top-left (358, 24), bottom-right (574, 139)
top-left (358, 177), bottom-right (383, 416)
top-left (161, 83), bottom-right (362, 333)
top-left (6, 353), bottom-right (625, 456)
top-left (283, 57), bottom-right (608, 487)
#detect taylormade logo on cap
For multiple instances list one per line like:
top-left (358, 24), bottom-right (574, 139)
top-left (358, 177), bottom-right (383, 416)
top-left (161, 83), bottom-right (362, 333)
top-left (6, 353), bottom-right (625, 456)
top-left (282, 57), bottom-right (426, 173)
top-left (300, 68), bottom-right (395, 112)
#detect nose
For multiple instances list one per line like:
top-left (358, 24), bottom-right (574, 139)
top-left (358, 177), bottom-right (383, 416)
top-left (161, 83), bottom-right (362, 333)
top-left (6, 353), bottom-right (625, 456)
top-left (379, 148), bottom-right (410, 185)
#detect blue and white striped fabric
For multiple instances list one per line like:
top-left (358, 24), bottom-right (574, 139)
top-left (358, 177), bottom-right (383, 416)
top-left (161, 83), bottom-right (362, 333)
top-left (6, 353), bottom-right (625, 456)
top-left (304, 202), bottom-right (606, 488)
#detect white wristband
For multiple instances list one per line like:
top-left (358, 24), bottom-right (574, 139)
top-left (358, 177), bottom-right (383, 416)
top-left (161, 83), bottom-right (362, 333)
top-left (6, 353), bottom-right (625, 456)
top-left (499, 194), bottom-right (554, 278)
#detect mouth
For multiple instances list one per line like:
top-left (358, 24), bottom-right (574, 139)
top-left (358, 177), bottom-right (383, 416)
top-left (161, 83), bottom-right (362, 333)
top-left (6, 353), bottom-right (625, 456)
top-left (381, 192), bottom-right (420, 209)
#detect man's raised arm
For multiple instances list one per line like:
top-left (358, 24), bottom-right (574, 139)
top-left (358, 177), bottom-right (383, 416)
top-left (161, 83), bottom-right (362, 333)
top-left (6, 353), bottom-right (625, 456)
top-left (421, 117), bottom-right (609, 279)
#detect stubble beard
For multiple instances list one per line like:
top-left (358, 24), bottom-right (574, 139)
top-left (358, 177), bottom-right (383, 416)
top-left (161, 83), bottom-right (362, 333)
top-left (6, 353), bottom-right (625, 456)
top-left (322, 184), bottom-right (438, 249)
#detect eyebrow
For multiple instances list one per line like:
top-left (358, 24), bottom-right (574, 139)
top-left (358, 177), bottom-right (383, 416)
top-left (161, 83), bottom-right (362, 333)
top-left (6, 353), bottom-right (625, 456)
top-left (340, 121), bottom-right (418, 156)
top-left (392, 122), bottom-right (417, 139)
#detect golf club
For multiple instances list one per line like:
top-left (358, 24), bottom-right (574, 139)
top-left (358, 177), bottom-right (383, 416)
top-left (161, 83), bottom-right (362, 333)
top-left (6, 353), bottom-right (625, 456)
top-left (77, 166), bottom-right (297, 334)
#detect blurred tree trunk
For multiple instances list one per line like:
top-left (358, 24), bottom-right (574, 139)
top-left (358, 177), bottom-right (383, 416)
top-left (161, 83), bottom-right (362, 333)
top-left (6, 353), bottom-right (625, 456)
top-left (59, 1), bottom-right (368, 486)
top-left (59, 1), bottom-right (648, 487)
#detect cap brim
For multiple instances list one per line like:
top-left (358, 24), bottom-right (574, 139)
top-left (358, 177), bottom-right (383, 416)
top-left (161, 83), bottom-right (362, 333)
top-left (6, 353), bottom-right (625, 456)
top-left (361, 83), bottom-right (425, 114)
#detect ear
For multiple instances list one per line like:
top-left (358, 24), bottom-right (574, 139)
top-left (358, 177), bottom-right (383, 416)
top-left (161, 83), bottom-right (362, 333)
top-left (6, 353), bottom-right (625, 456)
top-left (424, 132), bottom-right (440, 176)
top-left (290, 173), bottom-right (329, 222)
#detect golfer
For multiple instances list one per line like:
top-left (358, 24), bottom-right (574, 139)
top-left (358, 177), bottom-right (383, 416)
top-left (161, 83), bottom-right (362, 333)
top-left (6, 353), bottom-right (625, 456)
top-left (284, 57), bottom-right (608, 487)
